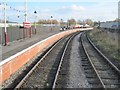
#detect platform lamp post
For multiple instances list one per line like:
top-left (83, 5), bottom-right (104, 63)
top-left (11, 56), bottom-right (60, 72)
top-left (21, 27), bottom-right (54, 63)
top-left (98, 21), bottom-right (100, 29)
top-left (4, 0), bottom-right (8, 46)
top-left (17, 15), bottom-right (20, 26)
top-left (25, 0), bottom-right (27, 22)
top-left (17, 15), bottom-right (21, 39)
top-left (67, 19), bottom-right (70, 26)
top-left (60, 19), bottom-right (62, 26)
top-left (34, 11), bottom-right (37, 34)
top-left (50, 16), bottom-right (53, 31)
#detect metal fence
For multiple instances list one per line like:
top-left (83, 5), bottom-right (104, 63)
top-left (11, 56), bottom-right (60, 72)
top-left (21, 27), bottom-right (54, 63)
top-left (0, 26), bottom-right (60, 45)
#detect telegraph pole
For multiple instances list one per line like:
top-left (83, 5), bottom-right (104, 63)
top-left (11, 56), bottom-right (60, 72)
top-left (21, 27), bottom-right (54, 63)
top-left (4, 0), bottom-right (8, 46)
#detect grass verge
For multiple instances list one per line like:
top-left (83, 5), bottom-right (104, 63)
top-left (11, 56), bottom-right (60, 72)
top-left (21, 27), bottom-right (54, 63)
top-left (88, 29), bottom-right (120, 62)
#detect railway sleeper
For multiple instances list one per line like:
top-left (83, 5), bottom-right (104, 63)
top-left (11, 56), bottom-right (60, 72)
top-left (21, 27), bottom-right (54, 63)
top-left (85, 74), bottom-right (97, 78)
top-left (87, 78), bottom-right (101, 84)
top-left (102, 79), bottom-right (119, 84)
top-left (83, 66), bottom-right (93, 70)
top-left (95, 67), bottom-right (109, 71)
top-left (104, 84), bottom-right (119, 88)
top-left (90, 84), bottom-right (103, 88)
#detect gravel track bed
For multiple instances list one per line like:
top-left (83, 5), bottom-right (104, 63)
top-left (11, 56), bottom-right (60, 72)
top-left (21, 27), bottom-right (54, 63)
top-left (82, 33), bottom-right (120, 88)
top-left (55, 33), bottom-right (90, 88)
top-left (19, 34), bottom-right (74, 88)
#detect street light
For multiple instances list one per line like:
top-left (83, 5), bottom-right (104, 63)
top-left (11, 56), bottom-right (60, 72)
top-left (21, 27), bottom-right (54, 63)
top-left (50, 16), bottom-right (53, 31)
top-left (34, 11), bottom-right (37, 34)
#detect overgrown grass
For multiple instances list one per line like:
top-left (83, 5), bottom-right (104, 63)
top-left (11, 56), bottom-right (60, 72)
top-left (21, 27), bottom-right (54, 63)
top-left (89, 29), bottom-right (120, 61)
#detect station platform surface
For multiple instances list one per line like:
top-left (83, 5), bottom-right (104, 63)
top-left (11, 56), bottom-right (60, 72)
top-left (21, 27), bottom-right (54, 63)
top-left (0, 28), bottom-right (60, 61)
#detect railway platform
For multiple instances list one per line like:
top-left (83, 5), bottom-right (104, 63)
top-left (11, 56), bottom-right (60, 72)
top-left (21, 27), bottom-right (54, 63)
top-left (0, 28), bottom-right (60, 61)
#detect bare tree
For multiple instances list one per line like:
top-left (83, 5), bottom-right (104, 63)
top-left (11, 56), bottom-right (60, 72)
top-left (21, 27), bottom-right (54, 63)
top-left (84, 19), bottom-right (93, 26)
top-left (114, 18), bottom-right (120, 22)
top-left (67, 18), bottom-right (76, 26)
top-left (77, 20), bottom-right (83, 24)
top-left (38, 19), bottom-right (58, 24)
top-left (52, 20), bottom-right (59, 24)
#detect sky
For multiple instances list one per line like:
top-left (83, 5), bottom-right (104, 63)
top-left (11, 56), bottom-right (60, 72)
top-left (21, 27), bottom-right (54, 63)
top-left (0, 0), bottom-right (119, 23)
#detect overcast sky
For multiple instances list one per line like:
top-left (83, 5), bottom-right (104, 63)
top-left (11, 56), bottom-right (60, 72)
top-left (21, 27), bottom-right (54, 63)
top-left (0, 0), bottom-right (119, 23)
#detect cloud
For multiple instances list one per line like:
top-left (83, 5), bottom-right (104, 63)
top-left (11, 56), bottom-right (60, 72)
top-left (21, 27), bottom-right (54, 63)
top-left (0, 5), bottom-right (4, 10)
top-left (56, 4), bottom-right (86, 15)
top-left (15, 6), bottom-right (25, 11)
top-left (38, 8), bottom-right (51, 13)
top-left (1, 1), bottom-right (118, 22)
top-left (87, 2), bottom-right (118, 21)
top-left (71, 5), bottom-right (86, 11)
top-left (32, 2), bottom-right (117, 22)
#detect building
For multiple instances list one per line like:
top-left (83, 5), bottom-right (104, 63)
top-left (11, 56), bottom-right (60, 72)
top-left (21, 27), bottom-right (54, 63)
top-left (100, 21), bottom-right (120, 29)
top-left (0, 22), bottom-right (19, 27)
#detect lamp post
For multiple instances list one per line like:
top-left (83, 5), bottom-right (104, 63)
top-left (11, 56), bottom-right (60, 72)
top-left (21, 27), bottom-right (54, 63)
top-left (67, 19), bottom-right (68, 26)
top-left (17, 15), bottom-right (20, 26)
top-left (50, 16), bottom-right (53, 31)
top-left (34, 11), bottom-right (37, 34)
top-left (17, 15), bottom-right (21, 40)
top-left (25, 0), bottom-right (27, 22)
top-left (4, 0), bottom-right (8, 46)
top-left (98, 21), bottom-right (100, 29)
top-left (60, 19), bottom-right (63, 26)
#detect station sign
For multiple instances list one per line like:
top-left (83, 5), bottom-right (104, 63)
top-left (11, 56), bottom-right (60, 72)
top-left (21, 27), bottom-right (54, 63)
top-left (23, 22), bottom-right (31, 28)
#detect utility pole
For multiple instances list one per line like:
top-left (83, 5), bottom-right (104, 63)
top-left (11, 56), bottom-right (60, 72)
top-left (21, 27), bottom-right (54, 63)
top-left (4, 0), bottom-right (8, 46)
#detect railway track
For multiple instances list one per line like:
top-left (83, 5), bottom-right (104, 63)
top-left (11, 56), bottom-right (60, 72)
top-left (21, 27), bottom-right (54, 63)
top-left (52, 32), bottom-right (90, 88)
top-left (80, 32), bottom-right (120, 88)
top-left (12, 31), bottom-right (80, 89)
top-left (5, 30), bottom-right (120, 89)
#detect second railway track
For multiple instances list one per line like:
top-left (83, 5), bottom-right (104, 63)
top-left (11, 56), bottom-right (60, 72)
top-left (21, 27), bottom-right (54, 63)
top-left (80, 31), bottom-right (120, 88)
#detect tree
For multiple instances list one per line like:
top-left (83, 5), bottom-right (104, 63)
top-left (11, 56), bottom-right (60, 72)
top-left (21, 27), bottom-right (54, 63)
top-left (93, 21), bottom-right (99, 27)
top-left (60, 19), bottom-right (64, 26)
top-left (77, 20), bottom-right (82, 24)
top-left (38, 19), bottom-right (59, 24)
top-left (52, 20), bottom-right (59, 24)
top-left (84, 19), bottom-right (93, 26)
top-left (114, 18), bottom-right (120, 22)
top-left (67, 19), bottom-right (76, 26)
